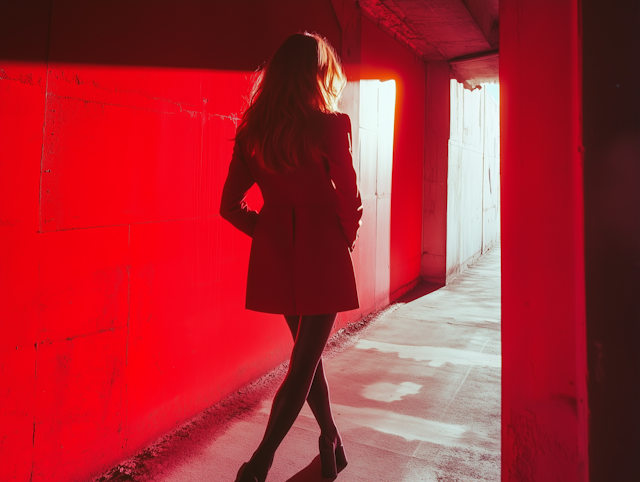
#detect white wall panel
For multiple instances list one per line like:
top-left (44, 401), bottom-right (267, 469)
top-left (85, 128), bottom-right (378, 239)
top-left (446, 80), bottom-right (500, 280)
top-left (358, 80), bottom-right (395, 308)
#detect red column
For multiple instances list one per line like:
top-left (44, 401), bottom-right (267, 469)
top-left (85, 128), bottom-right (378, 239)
top-left (500, 0), bottom-right (588, 480)
top-left (421, 61), bottom-right (450, 284)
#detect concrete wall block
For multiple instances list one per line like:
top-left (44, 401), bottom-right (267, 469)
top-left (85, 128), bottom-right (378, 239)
top-left (375, 196), bottom-right (391, 309)
top-left (421, 61), bottom-right (451, 283)
top-left (377, 80), bottom-right (396, 198)
top-left (500, 0), bottom-right (587, 479)
top-left (358, 127), bottom-right (379, 200)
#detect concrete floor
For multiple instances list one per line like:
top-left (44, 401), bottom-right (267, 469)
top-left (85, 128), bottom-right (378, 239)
top-left (96, 245), bottom-right (501, 482)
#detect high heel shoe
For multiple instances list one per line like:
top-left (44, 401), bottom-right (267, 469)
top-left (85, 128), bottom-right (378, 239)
top-left (235, 453), bottom-right (273, 482)
top-left (319, 434), bottom-right (349, 477)
top-left (234, 462), bottom-right (258, 482)
top-left (335, 443), bottom-right (348, 472)
top-left (319, 434), bottom-right (338, 478)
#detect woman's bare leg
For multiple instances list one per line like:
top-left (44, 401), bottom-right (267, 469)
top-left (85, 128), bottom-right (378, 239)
top-left (284, 315), bottom-right (341, 444)
top-left (248, 313), bottom-right (337, 480)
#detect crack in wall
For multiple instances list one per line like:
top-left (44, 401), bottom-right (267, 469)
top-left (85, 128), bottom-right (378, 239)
top-left (47, 92), bottom-right (240, 124)
top-left (35, 326), bottom-right (124, 346)
top-left (54, 70), bottom-right (240, 125)
top-left (0, 68), bottom-right (44, 89)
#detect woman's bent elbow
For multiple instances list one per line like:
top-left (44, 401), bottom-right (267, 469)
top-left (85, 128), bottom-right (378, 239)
top-left (219, 203), bottom-right (231, 221)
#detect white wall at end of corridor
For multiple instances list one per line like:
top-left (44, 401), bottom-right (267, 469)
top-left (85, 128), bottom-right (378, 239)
top-left (446, 80), bottom-right (500, 281)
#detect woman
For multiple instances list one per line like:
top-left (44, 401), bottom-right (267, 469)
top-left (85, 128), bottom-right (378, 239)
top-left (220, 32), bottom-right (362, 482)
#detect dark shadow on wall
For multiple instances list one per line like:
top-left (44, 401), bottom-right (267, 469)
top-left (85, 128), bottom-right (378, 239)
top-left (0, 0), bottom-right (342, 71)
top-left (583, 0), bottom-right (640, 479)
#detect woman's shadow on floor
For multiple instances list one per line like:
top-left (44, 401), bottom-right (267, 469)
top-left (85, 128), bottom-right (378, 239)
top-left (285, 455), bottom-right (343, 481)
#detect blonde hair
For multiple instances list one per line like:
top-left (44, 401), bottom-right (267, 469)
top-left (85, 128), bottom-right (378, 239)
top-left (235, 32), bottom-right (346, 173)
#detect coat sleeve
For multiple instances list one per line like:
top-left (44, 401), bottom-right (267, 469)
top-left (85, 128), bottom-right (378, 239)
top-left (219, 140), bottom-right (259, 237)
top-left (324, 113), bottom-right (363, 251)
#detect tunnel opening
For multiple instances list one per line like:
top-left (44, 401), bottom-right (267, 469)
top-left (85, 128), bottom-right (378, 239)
top-left (446, 80), bottom-right (500, 281)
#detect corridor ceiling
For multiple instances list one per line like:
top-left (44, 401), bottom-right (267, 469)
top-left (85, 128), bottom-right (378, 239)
top-left (358, 0), bottom-right (499, 88)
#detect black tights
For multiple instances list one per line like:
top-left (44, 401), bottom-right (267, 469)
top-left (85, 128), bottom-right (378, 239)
top-left (248, 313), bottom-right (338, 480)
top-left (284, 315), bottom-right (341, 444)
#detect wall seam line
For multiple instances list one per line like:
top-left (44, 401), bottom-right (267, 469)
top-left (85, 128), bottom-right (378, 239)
top-left (125, 224), bottom-right (131, 455)
top-left (38, 0), bottom-right (53, 235)
top-left (32, 1), bottom-right (54, 477)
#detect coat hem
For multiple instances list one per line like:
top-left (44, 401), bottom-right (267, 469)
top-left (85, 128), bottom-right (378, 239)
top-left (245, 303), bottom-right (359, 316)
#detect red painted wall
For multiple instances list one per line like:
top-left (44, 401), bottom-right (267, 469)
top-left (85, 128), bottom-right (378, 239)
top-left (361, 18), bottom-right (425, 299)
top-left (0, 2), bottom-right (425, 481)
top-left (500, 0), bottom-right (588, 480)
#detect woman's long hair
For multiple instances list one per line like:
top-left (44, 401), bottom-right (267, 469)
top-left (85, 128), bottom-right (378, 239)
top-left (235, 32), bottom-right (346, 173)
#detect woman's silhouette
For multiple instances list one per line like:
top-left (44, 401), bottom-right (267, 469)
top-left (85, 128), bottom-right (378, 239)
top-left (220, 32), bottom-right (362, 481)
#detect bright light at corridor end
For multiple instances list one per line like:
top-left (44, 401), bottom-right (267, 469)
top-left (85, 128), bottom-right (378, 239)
top-left (483, 83), bottom-right (499, 105)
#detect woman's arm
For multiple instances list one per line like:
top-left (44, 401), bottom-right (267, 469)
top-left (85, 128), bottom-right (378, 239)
top-left (219, 141), bottom-right (259, 237)
top-left (324, 113), bottom-right (363, 251)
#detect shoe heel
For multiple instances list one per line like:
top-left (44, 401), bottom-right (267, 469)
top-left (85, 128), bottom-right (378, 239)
top-left (235, 463), bottom-right (258, 482)
top-left (319, 434), bottom-right (338, 478)
top-left (335, 444), bottom-right (348, 471)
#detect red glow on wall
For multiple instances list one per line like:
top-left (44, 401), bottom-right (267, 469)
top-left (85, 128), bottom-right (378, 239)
top-left (2, 61), bottom-right (290, 481)
top-left (0, 12), bottom-right (424, 482)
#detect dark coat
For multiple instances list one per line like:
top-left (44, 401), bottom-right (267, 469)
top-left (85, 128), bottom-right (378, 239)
top-left (220, 112), bottom-right (362, 315)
